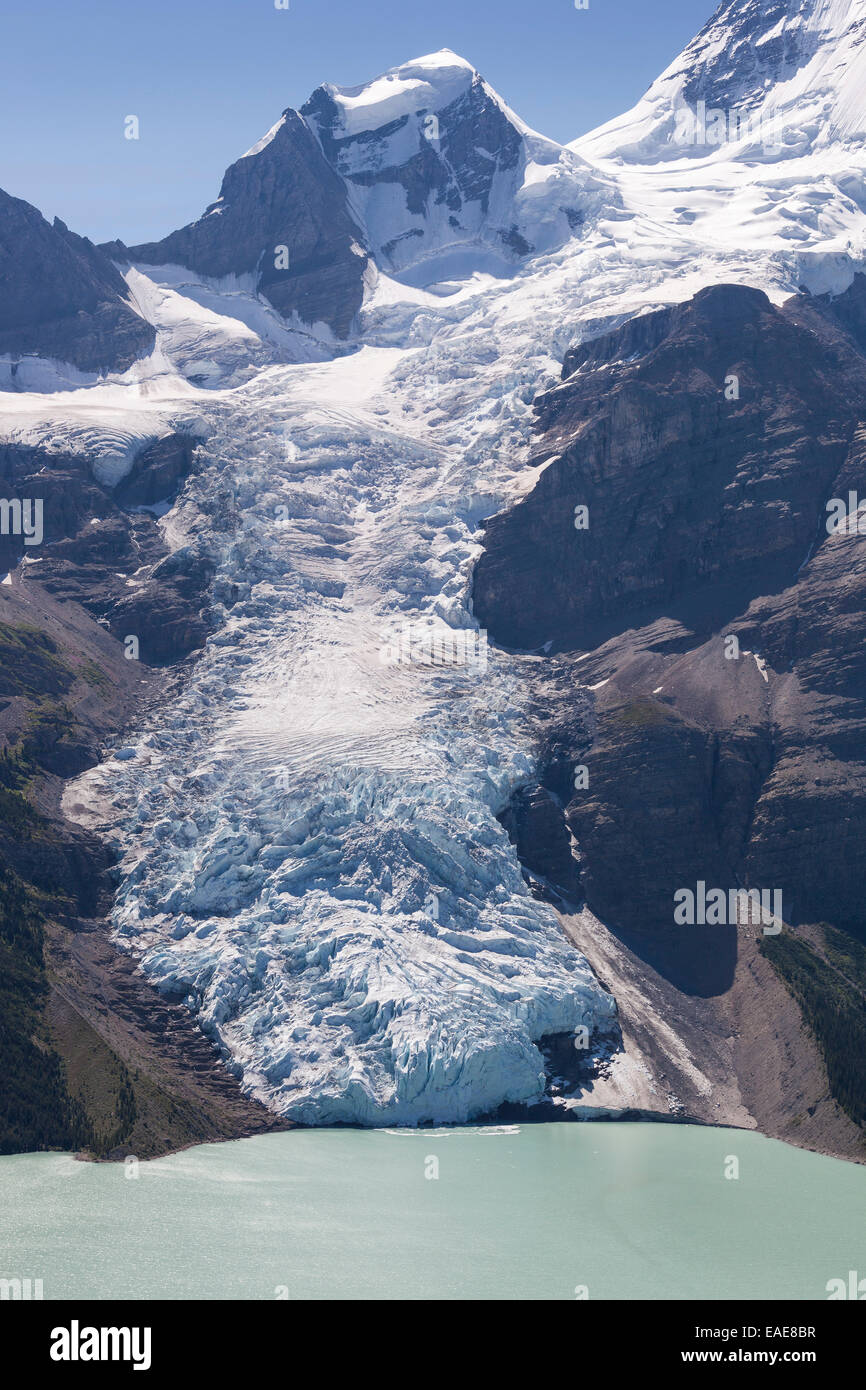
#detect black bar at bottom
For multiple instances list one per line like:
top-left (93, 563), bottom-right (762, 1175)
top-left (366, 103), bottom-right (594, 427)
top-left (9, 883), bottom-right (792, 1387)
top-left (4, 1298), bottom-right (861, 1375)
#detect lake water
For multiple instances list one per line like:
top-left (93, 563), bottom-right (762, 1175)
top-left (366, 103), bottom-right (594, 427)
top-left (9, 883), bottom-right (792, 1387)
top-left (1, 1123), bottom-right (864, 1300)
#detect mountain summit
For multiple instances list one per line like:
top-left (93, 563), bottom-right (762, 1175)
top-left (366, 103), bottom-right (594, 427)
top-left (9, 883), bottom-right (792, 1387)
top-left (122, 50), bottom-right (608, 336)
top-left (575, 0), bottom-right (866, 163)
top-left (301, 50), bottom-right (604, 285)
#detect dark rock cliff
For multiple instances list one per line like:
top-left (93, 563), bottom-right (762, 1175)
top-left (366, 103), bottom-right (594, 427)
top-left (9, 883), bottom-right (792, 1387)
top-left (0, 188), bottom-right (155, 375)
top-left (0, 438), bottom-right (284, 1156)
top-left (124, 111), bottom-right (368, 339)
top-left (475, 282), bottom-right (866, 652)
top-left (0, 434), bottom-right (211, 665)
top-left (475, 276), bottom-right (866, 1154)
top-left (475, 277), bottom-right (866, 981)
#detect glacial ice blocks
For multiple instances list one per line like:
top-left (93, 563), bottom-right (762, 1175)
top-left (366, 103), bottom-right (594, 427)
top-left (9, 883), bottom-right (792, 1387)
top-left (64, 344), bottom-right (617, 1125)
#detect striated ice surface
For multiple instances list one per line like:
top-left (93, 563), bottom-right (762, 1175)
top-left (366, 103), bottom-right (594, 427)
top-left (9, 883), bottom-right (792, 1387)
top-left (50, 20), bottom-right (866, 1125)
top-left (65, 333), bottom-right (621, 1125)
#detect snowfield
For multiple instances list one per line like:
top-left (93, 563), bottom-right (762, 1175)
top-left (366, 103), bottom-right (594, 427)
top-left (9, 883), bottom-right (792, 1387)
top-left (11, 14), bottom-right (865, 1123)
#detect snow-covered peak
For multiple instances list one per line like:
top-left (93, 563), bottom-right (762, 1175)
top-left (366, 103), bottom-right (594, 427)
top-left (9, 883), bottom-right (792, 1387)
top-left (320, 50), bottom-right (477, 137)
top-left (565, 0), bottom-right (866, 299)
top-left (110, 46), bottom-right (612, 345)
top-left (574, 0), bottom-right (866, 164)
top-left (302, 52), bottom-right (612, 287)
top-left (238, 113), bottom-right (288, 162)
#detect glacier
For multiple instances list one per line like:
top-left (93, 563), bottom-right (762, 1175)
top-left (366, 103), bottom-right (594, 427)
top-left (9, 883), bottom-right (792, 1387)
top-left (9, 15), bottom-right (863, 1125)
top-left (60, 336), bottom-right (621, 1125)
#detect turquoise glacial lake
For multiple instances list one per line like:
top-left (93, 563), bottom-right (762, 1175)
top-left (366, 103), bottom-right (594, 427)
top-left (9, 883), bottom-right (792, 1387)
top-left (1, 1122), bottom-right (864, 1299)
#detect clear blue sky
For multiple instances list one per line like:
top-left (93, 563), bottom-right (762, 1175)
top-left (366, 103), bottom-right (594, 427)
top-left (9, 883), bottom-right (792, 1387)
top-left (3, 0), bottom-right (716, 245)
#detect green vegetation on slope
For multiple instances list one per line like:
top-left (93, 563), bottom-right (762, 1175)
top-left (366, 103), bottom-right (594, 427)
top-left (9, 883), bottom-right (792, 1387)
top-left (0, 621), bottom-right (138, 1156)
top-left (0, 622), bottom-right (75, 699)
top-left (0, 859), bottom-right (139, 1157)
top-left (760, 927), bottom-right (866, 1130)
top-left (0, 866), bottom-right (91, 1153)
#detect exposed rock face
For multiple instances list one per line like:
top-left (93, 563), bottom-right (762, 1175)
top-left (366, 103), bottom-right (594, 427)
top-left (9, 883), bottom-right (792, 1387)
top-left (679, 0), bottom-right (824, 115)
top-left (498, 783), bottom-right (582, 904)
top-left (118, 52), bottom-right (604, 337)
top-left (124, 111), bottom-right (368, 339)
top-left (113, 433), bottom-right (196, 509)
top-left (0, 188), bottom-right (155, 375)
top-left (0, 577), bottom-right (286, 1159)
top-left (303, 67), bottom-right (526, 273)
top-left (475, 281), bottom-right (866, 652)
top-left (735, 502), bottom-right (866, 932)
top-left (474, 278), bottom-right (866, 989)
top-left (302, 53), bottom-right (604, 280)
top-left (0, 434), bottom-right (211, 664)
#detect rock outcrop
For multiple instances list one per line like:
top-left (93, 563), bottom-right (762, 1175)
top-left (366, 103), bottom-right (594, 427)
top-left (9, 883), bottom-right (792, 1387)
top-left (475, 281), bottom-right (866, 652)
top-left (0, 188), bottom-right (155, 375)
top-left (473, 277), bottom-right (866, 1154)
top-left (475, 276), bottom-right (866, 978)
top-left (0, 434), bottom-right (210, 664)
top-left (123, 110), bottom-right (369, 339)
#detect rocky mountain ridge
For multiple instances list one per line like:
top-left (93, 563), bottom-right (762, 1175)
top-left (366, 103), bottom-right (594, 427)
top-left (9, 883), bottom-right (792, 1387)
top-left (0, 188), bottom-right (155, 380)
